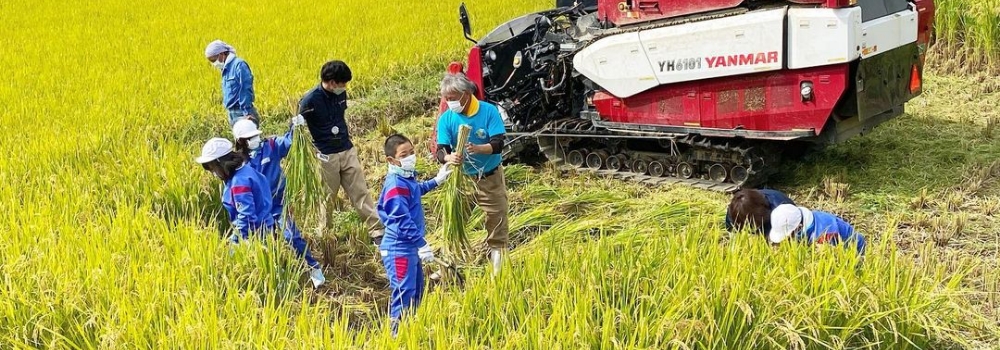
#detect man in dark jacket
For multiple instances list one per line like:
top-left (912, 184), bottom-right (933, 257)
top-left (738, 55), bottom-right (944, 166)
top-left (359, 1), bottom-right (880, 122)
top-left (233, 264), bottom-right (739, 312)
top-left (297, 60), bottom-right (385, 245)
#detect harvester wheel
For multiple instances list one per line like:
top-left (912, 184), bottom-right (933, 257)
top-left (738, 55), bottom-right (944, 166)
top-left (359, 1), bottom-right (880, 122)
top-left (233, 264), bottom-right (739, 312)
top-left (649, 161), bottom-right (666, 177)
top-left (708, 164), bottom-right (728, 182)
top-left (586, 150), bottom-right (608, 169)
top-left (606, 155), bottom-right (623, 171)
top-left (677, 162), bottom-right (695, 179)
top-left (632, 159), bottom-right (649, 175)
top-left (567, 150), bottom-right (586, 167)
top-left (730, 165), bottom-right (749, 184)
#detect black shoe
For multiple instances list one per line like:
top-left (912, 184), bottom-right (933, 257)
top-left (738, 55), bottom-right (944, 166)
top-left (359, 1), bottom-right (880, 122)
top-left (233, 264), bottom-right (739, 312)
top-left (372, 236), bottom-right (383, 247)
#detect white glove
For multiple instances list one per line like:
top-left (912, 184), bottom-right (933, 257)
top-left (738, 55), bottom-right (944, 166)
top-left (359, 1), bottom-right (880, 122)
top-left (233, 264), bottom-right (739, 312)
top-left (291, 114), bottom-right (306, 126)
top-left (433, 164), bottom-right (453, 184)
top-left (418, 244), bottom-right (435, 263)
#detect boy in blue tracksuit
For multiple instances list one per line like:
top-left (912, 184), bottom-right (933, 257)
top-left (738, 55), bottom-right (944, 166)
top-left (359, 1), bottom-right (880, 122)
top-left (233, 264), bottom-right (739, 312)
top-left (195, 138), bottom-right (275, 242)
top-left (768, 204), bottom-right (867, 256)
top-left (232, 118), bottom-right (326, 288)
top-left (725, 188), bottom-right (795, 235)
top-left (377, 134), bottom-right (454, 337)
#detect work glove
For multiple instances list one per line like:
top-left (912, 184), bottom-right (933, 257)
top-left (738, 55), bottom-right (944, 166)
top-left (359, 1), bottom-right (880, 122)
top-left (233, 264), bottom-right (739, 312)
top-left (433, 164), bottom-right (453, 184)
top-left (291, 114), bottom-right (306, 127)
top-left (418, 244), bottom-right (435, 263)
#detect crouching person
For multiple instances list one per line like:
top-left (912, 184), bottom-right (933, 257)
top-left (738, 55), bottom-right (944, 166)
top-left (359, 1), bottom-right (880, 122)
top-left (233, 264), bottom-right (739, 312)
top-left (768, 204), bottom-right (867, 257)
top-left (725, 188), bottom-right (795, 235)
top-left (377, 134), bottom-right (454, 337)
top-left (195, 138), bottom-right (275, 242)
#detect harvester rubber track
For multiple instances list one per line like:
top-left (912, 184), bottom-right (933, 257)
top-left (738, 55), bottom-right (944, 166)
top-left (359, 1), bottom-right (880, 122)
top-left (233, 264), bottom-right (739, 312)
top-left (532, 119), bottom-right (778, 193)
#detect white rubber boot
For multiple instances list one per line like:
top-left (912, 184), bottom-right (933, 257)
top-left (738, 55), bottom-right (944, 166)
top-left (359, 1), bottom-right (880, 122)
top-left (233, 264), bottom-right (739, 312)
top-left (489, 248), bottom-right (502, 276)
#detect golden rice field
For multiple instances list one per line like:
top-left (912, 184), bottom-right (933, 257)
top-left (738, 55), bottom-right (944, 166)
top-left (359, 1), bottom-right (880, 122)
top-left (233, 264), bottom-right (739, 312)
top-left (1, 0), bottom-right (999, 348)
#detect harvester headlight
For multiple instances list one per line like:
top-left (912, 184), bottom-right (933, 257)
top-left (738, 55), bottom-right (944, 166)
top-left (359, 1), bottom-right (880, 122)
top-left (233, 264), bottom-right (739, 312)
top-left (800, 82), bottom-right (814, 101)
top-left (486, 50), bottom-right (497, 61)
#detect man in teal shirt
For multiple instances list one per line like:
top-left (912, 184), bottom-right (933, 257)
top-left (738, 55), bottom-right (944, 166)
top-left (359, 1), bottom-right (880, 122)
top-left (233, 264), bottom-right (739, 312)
top-left (435, 72), bottom-right (509, 275)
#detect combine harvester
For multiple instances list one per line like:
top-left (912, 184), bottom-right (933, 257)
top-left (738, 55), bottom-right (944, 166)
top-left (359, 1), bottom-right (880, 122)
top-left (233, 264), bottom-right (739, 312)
top-left (435, 0), bottom-right (935, 192)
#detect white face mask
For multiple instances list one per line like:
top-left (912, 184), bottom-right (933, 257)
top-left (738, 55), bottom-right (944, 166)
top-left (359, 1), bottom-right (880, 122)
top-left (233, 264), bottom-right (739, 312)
top-left (399, 154), bottom-right (417, 171)
top-left (212, 59), bottom-right (225, 71)
top-left (446, 100), bottom-right (463, 113)
top-left (331, 87), bottom-right (346, 95)
top-left (247, 136), bottom-right (262, 150)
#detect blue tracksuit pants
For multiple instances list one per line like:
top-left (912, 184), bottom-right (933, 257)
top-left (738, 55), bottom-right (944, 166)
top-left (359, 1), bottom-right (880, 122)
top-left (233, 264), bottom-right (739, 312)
top-left (276, 216), bottom-right (320, 269)
top-left (381, 252), bottom-right (424, 322)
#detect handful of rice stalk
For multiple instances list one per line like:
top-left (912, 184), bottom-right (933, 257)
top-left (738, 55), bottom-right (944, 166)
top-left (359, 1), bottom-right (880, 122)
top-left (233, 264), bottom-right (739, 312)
top-left (438, 124), bottom-right (475, 261)
top-left (282, 113), bottom-right (327, 230)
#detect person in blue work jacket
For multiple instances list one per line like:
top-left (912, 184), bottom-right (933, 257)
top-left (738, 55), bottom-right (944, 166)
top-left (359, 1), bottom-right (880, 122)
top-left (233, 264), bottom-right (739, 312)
top-left (195, 137), bottom-right (274, 242)
top-left (205, 40), bottom-right (258, 126)
top-left (725, 188), bottom-right (795, 235)
top-left (768, 204), bottom-right (867, 256)
top-left (377, 133), bottom-right (454, 337)
top-left (232, 118), bottom-right (326, 288)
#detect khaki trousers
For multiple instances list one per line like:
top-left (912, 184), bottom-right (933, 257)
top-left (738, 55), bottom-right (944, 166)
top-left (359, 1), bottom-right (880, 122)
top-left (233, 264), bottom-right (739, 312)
top-left (473, 166), bottom-right (510, 249)
top-left (318, 147), bottom-right (384, 238)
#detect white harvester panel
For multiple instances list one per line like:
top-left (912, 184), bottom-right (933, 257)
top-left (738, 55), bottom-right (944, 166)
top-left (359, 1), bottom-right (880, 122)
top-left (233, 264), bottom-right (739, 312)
top-left (571, 32), bottom-right (660, 99)
top-left (573, 7), bottom-right (788, 98)
top-left (787, 7), bottom-right (861, 69)
top-left (641, 7), bottom-right (787, 86)
top-left (858, 6), bottom-right (918, 59)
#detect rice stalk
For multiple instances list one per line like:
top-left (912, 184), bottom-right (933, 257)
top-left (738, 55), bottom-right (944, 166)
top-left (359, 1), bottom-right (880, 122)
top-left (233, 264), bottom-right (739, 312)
top-left (282, 116), bottom-right (328, 234)
top-left (438, 124), bottom-right (475, 262)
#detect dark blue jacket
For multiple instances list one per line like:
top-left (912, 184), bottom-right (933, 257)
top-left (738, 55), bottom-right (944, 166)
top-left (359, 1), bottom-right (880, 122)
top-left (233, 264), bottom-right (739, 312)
top-left (298, 85), bottom-right (352, 155)
top-left (724, 189), bottom-right (795, 234)
top-left (377, 173), bottom-right (441, 254)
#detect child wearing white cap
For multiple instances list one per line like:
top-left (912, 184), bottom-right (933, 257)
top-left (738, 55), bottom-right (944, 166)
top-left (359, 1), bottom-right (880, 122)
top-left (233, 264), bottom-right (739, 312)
top-left (195, 138), bottom-right (274, 242)
top-left (768, 204), bottom-right (866, 256)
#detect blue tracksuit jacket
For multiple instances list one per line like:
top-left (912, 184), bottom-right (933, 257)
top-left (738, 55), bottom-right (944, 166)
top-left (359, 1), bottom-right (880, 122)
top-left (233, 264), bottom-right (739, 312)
top-left (377, 173), bottom-right (442, 254)
top-left (247, 126), bottom-right (293, 217)
top-left (796, 210), bottom-right (867, 256)
top-left (222, 164), bottom-right (274, 242)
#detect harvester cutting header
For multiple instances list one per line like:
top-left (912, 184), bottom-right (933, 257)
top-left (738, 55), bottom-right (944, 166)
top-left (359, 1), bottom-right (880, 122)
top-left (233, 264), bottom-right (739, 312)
top-left (435, 0), bottom-right (935, 192)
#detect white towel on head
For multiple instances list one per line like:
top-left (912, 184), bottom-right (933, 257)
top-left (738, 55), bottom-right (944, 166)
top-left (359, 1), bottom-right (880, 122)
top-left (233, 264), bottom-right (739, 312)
top-left (204, 40), bottom-right (235, 57)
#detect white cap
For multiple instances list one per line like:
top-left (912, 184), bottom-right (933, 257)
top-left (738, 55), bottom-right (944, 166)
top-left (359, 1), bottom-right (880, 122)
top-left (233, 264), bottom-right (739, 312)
top-left (195, 137), bottom-right (234, 164)
top-left (232, 119), bottom-right (262, 139)
top-left (768, 204), bottom-right (813, 244)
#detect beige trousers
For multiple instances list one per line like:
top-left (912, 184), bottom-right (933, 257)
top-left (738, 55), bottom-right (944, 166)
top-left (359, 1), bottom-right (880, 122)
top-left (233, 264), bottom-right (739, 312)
top-left (472, 166), bottom-right (510, 249)
top-left (318, 147), bottom-right (384, 238)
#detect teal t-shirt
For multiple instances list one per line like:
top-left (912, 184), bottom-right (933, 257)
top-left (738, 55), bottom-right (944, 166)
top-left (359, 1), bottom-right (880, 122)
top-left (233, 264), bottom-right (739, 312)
top-left (436, 100), bottom-right (506, 176)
